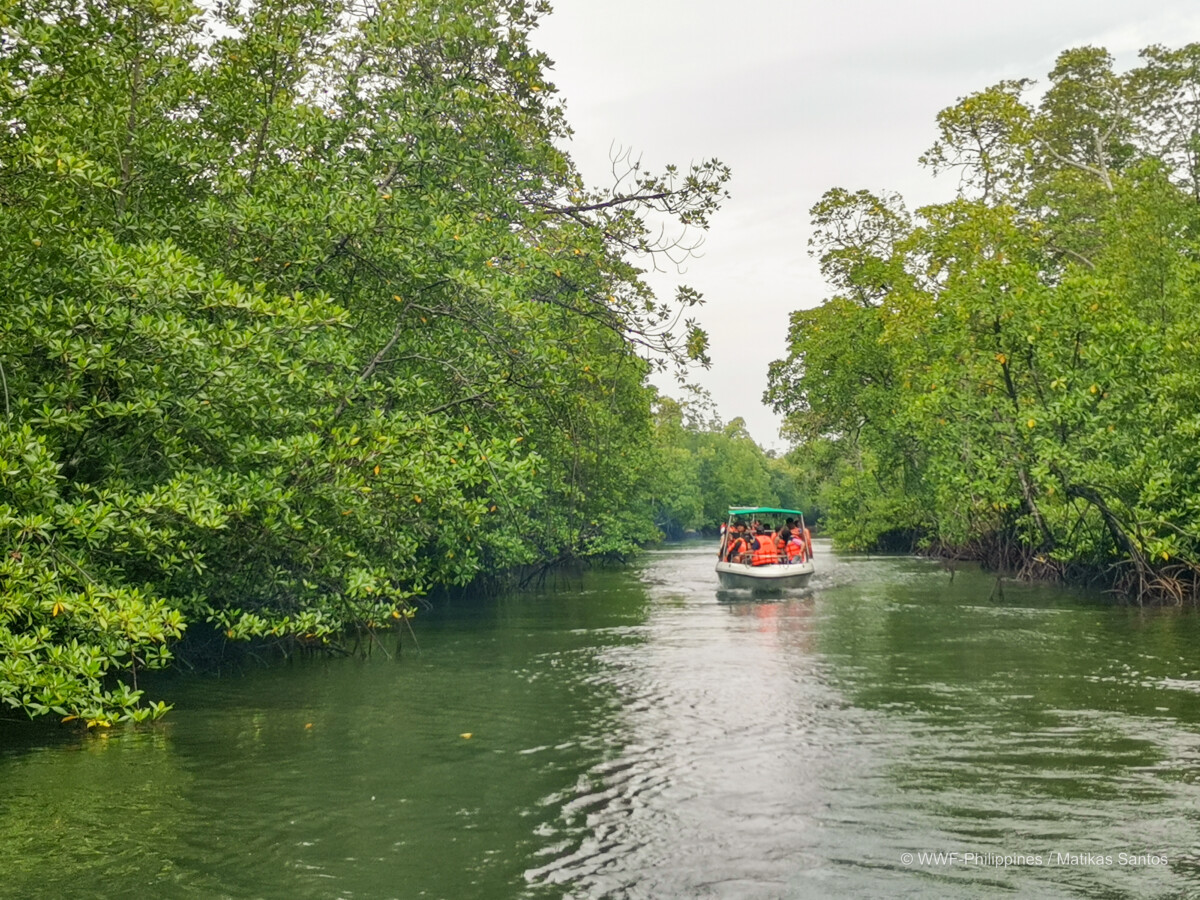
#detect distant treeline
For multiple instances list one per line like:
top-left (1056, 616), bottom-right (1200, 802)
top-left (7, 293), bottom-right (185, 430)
top-left (649, 392), bottom-right (810, 540)
top-left (0, 0), bottom-right (731, 723)
top-left (767, 44), bottom-right (1200, 604)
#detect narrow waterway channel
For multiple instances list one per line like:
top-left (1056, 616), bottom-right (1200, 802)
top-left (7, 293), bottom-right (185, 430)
top-left (3, 542), bottom-right (1200, 898)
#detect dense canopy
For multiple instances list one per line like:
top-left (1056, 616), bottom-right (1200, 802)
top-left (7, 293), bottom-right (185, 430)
top-left (768, 43), bottom-right (1200, 603)
top-left (0, 0), bottom-right (733, 723)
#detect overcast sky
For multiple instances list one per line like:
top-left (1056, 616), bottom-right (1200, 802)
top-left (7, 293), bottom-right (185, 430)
top-left (533, 0), bottom-right (1200, 448)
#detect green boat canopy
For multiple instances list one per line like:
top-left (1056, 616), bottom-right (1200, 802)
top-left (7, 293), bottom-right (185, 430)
top-left (726, 507), bottom-right (804, 517)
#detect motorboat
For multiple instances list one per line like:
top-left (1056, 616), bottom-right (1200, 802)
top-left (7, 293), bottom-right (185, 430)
top-left (715, 506), bottom-right (814, 589)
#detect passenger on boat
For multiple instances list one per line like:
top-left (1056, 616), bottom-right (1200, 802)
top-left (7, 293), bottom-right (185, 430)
top-left (750, 526), bottom-right (782, 566)
top-left (725, 523), bottom-right (750, 563)
top-left (773, 527), bottom-right (788, 563)
top-left (786, 532), bottom-right (806, 563)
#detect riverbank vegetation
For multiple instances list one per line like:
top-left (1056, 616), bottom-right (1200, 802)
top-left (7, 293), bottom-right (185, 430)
top-left (768, 44), bottom-right (1200, 604)
top-left (649, 391), bottom-right (807, 540)
top-left (0, 0), bottom-right (731, 723)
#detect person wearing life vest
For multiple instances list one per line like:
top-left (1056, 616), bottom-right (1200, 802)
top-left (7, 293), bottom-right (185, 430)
top-left (725, 523), bottom-right (750, 563)
top-left (750, 526), bottom-right (781, 566)
top-left (786, 532), bottom-right (806, 563)
top-left (802, 523), bottom-right (813, 559)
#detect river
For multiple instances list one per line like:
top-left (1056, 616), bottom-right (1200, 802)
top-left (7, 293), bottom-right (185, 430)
top-left (3, 542), bottom-right (1200, 898)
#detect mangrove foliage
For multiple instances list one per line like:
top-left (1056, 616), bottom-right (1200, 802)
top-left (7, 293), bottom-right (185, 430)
top-left (648, 391), bottom-right (808, 540)
top-left (768, 44), bottom-right (1200, 603)
top-left (0, 0), bottom-right (730, 723)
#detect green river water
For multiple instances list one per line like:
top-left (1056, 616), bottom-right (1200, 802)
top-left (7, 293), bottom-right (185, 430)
top-left (3, 542), bottom-right (1200, 898)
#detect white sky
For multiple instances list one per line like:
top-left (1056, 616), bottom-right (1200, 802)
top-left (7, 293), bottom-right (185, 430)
top-left (534, 0), bottom-right (1200, 448)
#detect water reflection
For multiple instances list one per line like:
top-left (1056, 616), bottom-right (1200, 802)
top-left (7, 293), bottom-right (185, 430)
top-left (526, 547), bottom-right (866, 898)
top-left (527, 544), bottom-right (1200, 898)
top-left (4, 543), bottom-right (1200, 898)
top-left (721, 596), bottom-right (818, 650)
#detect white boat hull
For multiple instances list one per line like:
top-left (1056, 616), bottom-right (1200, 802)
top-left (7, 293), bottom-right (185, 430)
top-left (715, 559), bottom-right (814, 589)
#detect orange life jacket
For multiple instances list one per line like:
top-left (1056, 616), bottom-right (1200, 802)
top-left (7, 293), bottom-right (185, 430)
top-left (786, 537), bottom-right (804, 562)
top-left (725, 537), bottom-right (747, 562)
top-left (751, 534), bottom-right (780, 566)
